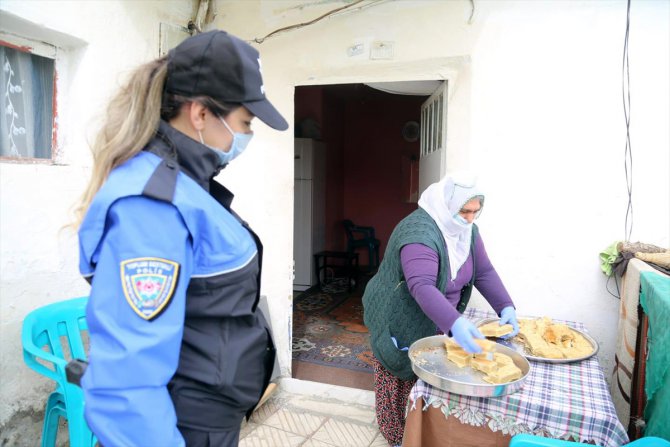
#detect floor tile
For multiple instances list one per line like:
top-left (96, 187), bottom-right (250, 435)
top-left (238, 424), bottom-right (306, 447)
top-left (279, 377), bottom-right (375, 407)
top-left (310, 418), bottom-right (378, 447)
top-left (369, 432), bottom-right (391, 446)
top-left (302, 438), bottom-right (339, 447)
top-left (249, 397), bottom-right (283, 424)
top-left (262, 408), bottom-right (326, 437)
top-left (288, 395), bottom-right (376, 424)
top-left (239, 419), bottom-right (259, 439)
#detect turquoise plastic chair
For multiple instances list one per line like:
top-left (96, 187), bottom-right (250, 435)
top-left (22, 297), bottom-right (97, 447)
top-left (510, 434), bottom-right (670, 446)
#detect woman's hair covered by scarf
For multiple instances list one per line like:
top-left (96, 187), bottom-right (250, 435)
top-left (443, 172), bottom-right (485, 218)
top-left (417, 172), bottom-right (485, 280)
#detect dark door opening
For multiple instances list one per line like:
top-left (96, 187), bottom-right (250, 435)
top-left (291, 83), bottom-right (430, 390)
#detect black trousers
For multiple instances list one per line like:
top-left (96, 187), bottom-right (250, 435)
top-left (169, 328), bottom-right (276, 446)
top-left (179, 426), bottom-right (241, 447)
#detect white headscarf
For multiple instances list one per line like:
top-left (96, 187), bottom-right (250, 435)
top-left (417, 173), bottom-right (485, 281)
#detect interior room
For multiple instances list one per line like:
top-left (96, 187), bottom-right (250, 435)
top-left (291, 82), bottom-right (433, 390)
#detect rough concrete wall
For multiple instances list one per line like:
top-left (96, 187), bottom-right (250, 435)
top-left (0, 0), bottom-right (196, 437)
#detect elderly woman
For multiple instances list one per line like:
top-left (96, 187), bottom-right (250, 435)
top-left (362, 174), bottom-right (519, 446)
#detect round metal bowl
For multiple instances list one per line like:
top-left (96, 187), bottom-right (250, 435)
top-left (408, 335), bottom-right (531, 397)
top-left (475, 317), bottom-right (599, 364)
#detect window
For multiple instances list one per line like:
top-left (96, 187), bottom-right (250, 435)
top-left (418, 81), bottom-right (448, 194)
top-left (0, 36), bottom-right (56, 161)
top-left (420, 85), bottom-right (446, 157)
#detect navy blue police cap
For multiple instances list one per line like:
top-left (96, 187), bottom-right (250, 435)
top-left (166, 30), bottom-right (288, 131)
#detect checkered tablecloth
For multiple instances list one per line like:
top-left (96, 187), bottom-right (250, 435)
top-left (407, 308), bottom-right (629, 447)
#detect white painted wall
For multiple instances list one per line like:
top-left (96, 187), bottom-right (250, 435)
top-left (0, 0), bottom-right (196, 430)
top-left (1, 0), bottom-right (668, 432)
top-left (214, 0), bottom-right (669, 383)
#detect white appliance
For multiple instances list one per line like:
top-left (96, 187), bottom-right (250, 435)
top-left (293, 138), bottom-right (326, 291)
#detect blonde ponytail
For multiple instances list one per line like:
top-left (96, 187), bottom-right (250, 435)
top-left (73, 57), bottom-right (168, 227)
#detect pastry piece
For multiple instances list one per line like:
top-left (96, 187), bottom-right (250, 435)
top-left (473, 352), bottom-right (522, 382)
top-left (474, 352), bottom-right (516, 366)
top-left (483, 364), bottom-right (523, 384)
top-left (543, 323), bottom-right (574, 346)
top-left (492, 352), bottom-right (515, 366)
top-left (444, 338), bottom-right (459, 352)
top-left (470, 356), bottom-right (497, 374)
top-left (479, 321), bottom-right (514, 338)
top-left (533, 342), bottom-right (564, 359)
top-left (522, 331), bottom-right (546, 352)
top-left (446, 347), bottom-right (471, 368)
top-left (444, 338), bottom-right (472, 368)
top-left (524, 327), bottom-right (564, 359)
top-left (561, 331), bottom-right (593, 358)
top-left (444, 337), bottom-right (523, 383)
top-left (474, 339), bottom-right (497, 352)
top-left (444, 337), bottom-right (496, 354)
top-left (535, 317), bottom-right (552, 337)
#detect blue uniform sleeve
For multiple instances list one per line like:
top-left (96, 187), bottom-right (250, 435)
top-left (81, 195), bottom-right (192, 447)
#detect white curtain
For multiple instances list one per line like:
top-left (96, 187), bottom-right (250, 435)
top-left (0, 46), bottom-right (54, 159)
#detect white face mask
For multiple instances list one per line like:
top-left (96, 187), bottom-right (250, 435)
top-left (199, 117), bottom-right (254, 166)
top-left (454, 214), bottom-right (470, 225)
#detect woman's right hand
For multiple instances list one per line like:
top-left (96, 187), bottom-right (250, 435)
top-left (450, 317), bottom-right (485, 353)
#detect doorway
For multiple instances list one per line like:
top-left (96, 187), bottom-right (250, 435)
top-left (291, 82), bottom-right (435, 390)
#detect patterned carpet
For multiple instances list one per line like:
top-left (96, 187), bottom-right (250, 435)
top-left (292, 278), bottom-right (374, 374)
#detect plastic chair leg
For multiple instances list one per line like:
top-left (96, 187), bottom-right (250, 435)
top-left (64, 396), bottom-right (96, 447)
top-left (67, 417), bottom-right (96, 447)
top-left (42, 391), bottom-right (66, 447)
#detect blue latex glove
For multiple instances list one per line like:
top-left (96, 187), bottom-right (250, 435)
top-left (390, 336), bottom-right (409, 351)
top-left (450, 317), bottom-right (485, 353)
top-left (499, 306), bottom-right (520, 338)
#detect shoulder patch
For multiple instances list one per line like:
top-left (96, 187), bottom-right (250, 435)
top-left (120, 257), bottom-right (180, 321)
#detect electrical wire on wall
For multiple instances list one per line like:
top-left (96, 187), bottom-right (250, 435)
top-left (605, 0), bottom-right (634, 300)
top-left (250, 0), bottom-right (387, 44)
top-left (606, 269), bottom-right (621, 299)
top-left (622, 0), bottom-right (633, 242)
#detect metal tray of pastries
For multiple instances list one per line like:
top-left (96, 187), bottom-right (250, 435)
top-left (476, 316), bottom-right (599, 364)
top-left (408, 335), bottom-right (530, 397)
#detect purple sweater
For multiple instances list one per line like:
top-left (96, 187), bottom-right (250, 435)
top-left (400, 232), bottom-right (513, 334)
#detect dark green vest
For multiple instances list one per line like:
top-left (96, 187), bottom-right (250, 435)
top-left (362, 208), bottom-right (478, 379)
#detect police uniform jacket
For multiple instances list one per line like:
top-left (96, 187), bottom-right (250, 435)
top-left (78, 121), bottom-right (276, 446)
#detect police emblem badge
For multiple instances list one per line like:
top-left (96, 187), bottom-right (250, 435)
top-left (120, 257), bottom-right (180, 320)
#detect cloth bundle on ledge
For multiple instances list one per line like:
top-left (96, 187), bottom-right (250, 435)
top-left (607, 241), bottom-right (670, 276)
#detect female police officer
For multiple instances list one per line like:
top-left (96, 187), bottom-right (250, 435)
top-left (75, 30), bottom-right (287, 446)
